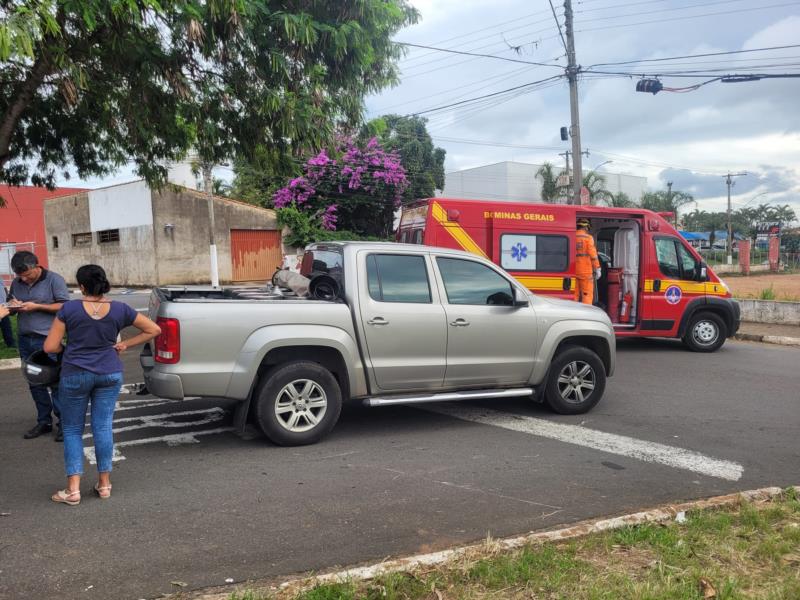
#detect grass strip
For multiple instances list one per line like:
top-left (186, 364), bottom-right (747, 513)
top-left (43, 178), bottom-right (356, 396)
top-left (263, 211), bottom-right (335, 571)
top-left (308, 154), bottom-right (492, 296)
top-left (227, 488), bottom-right (800, 600)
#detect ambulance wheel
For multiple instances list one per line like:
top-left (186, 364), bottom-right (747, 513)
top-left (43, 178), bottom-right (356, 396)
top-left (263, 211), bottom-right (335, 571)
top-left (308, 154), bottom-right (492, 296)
top-left (683, 311), bottom-right (726, 352)
top-left (544, 346), bottom-right (605, 415)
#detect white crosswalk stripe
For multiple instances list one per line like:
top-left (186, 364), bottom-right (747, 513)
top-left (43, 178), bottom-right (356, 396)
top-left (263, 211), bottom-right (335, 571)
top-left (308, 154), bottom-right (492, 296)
top-left (424, 404), bottom-right (744, 481)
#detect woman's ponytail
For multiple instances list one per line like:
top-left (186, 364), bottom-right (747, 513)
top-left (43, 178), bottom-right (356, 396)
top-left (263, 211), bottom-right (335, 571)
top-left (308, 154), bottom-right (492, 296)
top-left (76, 264), bottom-right (112, 296)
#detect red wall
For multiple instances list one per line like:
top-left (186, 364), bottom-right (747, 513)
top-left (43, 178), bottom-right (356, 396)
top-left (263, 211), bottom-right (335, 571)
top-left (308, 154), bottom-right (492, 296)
top-left (0, 185), bottom-right (85, 267)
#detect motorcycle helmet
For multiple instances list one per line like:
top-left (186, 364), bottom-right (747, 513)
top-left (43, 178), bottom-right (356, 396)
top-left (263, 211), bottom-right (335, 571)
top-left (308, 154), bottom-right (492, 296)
top-left (22, 350), bottom-right (61, 386)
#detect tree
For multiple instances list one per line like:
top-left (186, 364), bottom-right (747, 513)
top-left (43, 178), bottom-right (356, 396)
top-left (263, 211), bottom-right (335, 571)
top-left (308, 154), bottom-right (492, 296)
top-left (640, 188), bottom-right (694, 225)
top-left (361, 114), bottom-right (445, 204)
top-left (272, 137), bottom-right (408, 245)
top-left (536, 162), bottom-right (563, 203)
top-left (570, 170), bottom-right (613, 205)
top-left (606, 191), bottom-right (637, 208)
top-left (0, 0), bottom-right (418, 206)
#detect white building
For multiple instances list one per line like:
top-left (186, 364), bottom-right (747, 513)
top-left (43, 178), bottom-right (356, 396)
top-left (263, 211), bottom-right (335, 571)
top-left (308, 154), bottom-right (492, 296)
top-left (443, 161), bottom-right (648, 204)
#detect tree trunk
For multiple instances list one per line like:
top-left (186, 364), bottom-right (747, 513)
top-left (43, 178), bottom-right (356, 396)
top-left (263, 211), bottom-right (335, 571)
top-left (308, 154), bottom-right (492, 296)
top-left (0, 58), bottom-right (51, 169)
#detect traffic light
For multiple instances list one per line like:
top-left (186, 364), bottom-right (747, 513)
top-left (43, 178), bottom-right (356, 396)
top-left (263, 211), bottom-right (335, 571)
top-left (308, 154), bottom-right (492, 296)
top-left (636, 79), bottom-right (663, 95)
top-left (560, 126), bottom-right (568, 141)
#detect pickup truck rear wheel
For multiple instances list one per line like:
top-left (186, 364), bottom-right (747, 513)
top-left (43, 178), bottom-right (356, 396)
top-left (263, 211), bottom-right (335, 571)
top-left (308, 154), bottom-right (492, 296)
top-left (544, 346), bottom-right (605, 415)
top-left (254, 361), bottom-right (342, 446)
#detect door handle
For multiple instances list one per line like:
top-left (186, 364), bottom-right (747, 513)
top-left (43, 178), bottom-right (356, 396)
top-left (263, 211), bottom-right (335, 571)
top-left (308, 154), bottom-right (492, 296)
top-left (367, 317), bottom-right (389, 325)
top-left (563, 276), bottom-right (572, 291)
top-left (449, 318), bottom-right (470, 327)
top-left (653, 279), bottom-right (661, 292)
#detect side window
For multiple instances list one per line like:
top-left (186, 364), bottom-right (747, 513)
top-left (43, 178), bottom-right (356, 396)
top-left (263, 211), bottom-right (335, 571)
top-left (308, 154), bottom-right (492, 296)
top-left (437, 257), bottom-right (514, 306)
top-left (677, 243), bottom-right (699, 280)
top-left (654, 238), bottom-right (681, 278)
top-left (500, 234), bottom-right (568, 272)
top-left (367, 254), bottom-right (431, 303)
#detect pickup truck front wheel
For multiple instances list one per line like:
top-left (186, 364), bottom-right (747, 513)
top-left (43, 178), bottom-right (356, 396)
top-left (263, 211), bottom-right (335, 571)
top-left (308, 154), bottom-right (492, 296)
top-left (544, 346), bottom-right (606, 415)
top-left (255, 361), bottom-right (342, 446)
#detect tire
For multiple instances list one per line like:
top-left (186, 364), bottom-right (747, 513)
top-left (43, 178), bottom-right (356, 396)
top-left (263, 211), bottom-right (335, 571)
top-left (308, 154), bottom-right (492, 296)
top-left (544, 346), bottom-right (606, 415)
top-left (682, 311), bottom-right (727, 353)
top-left (254, 361), bottom-right (342, 446)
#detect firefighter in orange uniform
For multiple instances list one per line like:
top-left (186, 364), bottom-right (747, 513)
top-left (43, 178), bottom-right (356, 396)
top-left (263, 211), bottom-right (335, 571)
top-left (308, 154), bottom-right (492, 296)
top-left (575, 218), bottom-right (601, 305)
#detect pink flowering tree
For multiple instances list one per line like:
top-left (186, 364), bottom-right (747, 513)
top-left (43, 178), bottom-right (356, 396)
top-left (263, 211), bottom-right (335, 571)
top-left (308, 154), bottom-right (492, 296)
top-left (273, 137), bottom-right (408, 245)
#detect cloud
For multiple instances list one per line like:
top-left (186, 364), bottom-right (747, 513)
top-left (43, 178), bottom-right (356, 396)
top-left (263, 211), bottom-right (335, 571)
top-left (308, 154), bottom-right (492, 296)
top-left (658, 166), bottom-right (797, 198)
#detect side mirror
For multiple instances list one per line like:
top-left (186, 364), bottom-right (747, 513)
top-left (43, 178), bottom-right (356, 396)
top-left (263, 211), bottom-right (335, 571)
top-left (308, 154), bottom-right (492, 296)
top-left (513, 287), bottom-right (530, 307)
top-left (697, 262), bottom-right (708, 282)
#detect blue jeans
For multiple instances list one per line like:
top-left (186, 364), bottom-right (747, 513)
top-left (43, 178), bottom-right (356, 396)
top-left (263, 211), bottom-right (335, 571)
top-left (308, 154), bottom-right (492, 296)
top-left (0, 316), bottom-right (14, 347)
top-left (59, 371), bottom-right (123, 476)
top-left (18, 334), bottom-right (60, 426)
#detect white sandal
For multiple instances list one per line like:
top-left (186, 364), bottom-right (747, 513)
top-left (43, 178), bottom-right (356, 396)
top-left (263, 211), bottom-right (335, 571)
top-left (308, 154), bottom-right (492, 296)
top-left (52, 489), bottom-right (81, 506)
top-left (94, 483), bottom-right (112, 499)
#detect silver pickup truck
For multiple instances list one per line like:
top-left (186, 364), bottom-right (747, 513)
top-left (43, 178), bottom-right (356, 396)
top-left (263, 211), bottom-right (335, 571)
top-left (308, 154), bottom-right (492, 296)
top-left (142, 242), bottom-right (615, 445)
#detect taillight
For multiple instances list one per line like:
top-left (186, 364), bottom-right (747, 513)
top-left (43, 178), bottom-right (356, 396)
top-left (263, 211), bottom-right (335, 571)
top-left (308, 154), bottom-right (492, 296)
top-left (155, 317), bottom-right (180, 364)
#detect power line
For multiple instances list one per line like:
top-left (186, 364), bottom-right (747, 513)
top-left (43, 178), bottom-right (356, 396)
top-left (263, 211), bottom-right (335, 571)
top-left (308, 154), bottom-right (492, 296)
top-left (576, 0), bottom-right (771, 24)
top-left (548, 0), bottom-right (568, 53)
top-left (396, 42), bottom-right (567, 67)
top-left (410, 75), bottom-right (565, 116)
top-left (588, 44), bottom-right (800, 68)
top-left (400, 13), bottom-right (563, 66)
top-left (400, 8), bottom-right (562, 60)
top-left (577, 2), bottom-right (800, 33)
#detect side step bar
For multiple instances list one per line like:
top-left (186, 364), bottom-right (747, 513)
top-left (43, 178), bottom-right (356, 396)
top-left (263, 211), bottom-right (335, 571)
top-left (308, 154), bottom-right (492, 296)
top-left (363, 387), bottom-right (533, 407)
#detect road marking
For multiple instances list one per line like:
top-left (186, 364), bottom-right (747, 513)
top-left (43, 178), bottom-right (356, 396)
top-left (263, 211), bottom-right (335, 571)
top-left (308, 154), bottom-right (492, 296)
top-left (424, 405), bottom-right (743, 481)
top-left (83, 407), bottom-right (227, 437)
top-left (82, 408), bottom-right (232, 464)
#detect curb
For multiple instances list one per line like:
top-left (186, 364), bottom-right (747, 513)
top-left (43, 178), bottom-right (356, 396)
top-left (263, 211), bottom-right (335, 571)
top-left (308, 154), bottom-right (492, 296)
top-left (180, 485), bottom-right (798, 600)
top-left (734, 332), bottom-right (800, 347)
top-left (0, 358), bottom-right (20, 371)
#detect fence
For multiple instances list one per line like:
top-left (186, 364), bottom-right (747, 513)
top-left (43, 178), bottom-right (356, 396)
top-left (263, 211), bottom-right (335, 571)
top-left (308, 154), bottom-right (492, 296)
top-left (699, 248), bottom-right (800, 272)
top-left (0, 242), bottom-right (36, 289)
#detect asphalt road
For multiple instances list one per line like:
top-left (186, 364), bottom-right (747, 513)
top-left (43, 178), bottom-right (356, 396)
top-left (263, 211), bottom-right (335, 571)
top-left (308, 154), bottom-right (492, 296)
top-left (0, 338), bottom-right (798, 599)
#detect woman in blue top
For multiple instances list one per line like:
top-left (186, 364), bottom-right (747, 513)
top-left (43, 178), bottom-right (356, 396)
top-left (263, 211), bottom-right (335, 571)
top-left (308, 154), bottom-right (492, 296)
top-left (44, 265), bottom-right (160, 505)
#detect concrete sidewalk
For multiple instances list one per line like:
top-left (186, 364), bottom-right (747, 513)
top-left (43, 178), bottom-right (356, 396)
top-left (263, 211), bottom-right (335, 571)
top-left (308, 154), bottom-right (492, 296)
top-left (735, 322), bottom-right (800, 347)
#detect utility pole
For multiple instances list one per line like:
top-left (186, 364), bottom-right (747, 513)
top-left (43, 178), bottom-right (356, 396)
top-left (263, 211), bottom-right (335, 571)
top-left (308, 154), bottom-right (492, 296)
top-left (666, 181), bottom-right (675, 226)
top-left (559, 150), bottom-right (571, 175)
top-left (723, 172), bottom-right (747, 265)
top-left (202, 162), bottom-right (220, 288)
top-left (564, 0), bottom-right (583, 205)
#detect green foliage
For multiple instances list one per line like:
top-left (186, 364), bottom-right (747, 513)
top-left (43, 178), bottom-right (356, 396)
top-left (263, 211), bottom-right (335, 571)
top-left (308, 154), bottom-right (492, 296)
top-left (759, 285), bottom-right (777, 300)
top-left (0, 0), bottom-right (419, 196)
top-left (276, 205), bottom-right (387, 248)
top-left (230, 146), bottom-right (301, 206)
top-left (276, 205), bottom-right (325, 248)
top-left (360, 114), bottom-right (445, 204)
top-left (536, 161), bottom-right (563, 203)
top-left (607, 191), bottom-right (637, 208)
top-left (641, 189), bottom-right (694, 215)
top-left (580, 170), bottom-right (614, 204)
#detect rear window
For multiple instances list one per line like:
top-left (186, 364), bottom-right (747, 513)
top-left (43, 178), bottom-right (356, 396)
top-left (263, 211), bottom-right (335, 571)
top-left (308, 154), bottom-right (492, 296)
top-left (300, 248), bottom-right (343, 278)
top-left (366, 254), bottom-right (431, 303)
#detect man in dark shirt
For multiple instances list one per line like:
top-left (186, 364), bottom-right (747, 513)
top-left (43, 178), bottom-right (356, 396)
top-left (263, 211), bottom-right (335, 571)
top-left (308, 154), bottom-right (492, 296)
top-left (8, 251), bottom-right (70, 440)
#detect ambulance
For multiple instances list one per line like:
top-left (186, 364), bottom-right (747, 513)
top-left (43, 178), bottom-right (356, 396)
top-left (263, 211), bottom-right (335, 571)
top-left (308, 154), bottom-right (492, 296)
top-left (398, 198), bottom-right (741, 352)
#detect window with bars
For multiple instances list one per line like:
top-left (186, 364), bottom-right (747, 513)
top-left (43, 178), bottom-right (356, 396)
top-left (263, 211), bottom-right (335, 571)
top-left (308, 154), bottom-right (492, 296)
top-left (97, 229), bottom-right (120, 244)
top-left (72, 233), bottom-right (92, 247)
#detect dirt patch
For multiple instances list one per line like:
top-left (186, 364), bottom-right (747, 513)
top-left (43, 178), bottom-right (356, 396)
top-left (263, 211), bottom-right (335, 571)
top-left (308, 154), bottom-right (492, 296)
top-left (727, 273), bottom-right (800, 301)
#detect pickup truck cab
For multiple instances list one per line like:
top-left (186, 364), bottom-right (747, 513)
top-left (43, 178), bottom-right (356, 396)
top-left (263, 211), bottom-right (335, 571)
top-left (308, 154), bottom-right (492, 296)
top-left (142, 242), bottom-right (616, 446)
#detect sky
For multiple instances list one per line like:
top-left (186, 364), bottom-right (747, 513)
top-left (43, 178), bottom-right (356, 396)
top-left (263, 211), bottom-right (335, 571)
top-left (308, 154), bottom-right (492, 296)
top-left (363, 0), bottom-right (800, 218)
top-left (66, 0), bottom-right (800, 220)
